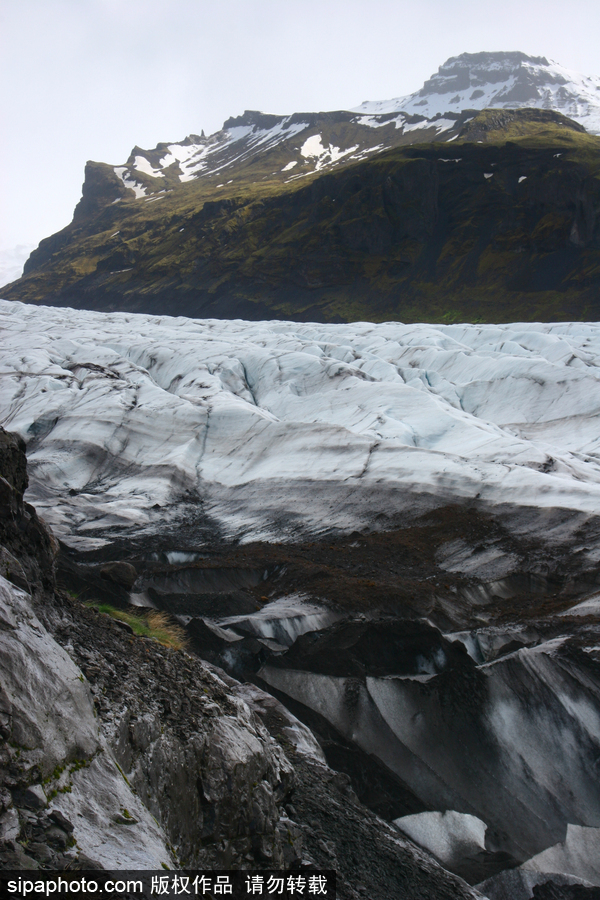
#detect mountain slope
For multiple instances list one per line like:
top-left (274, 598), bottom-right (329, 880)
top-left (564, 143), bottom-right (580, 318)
top-left (3, 109), bottom-right (600, 323)
top-left (4, 50), bottom-right (600, 323)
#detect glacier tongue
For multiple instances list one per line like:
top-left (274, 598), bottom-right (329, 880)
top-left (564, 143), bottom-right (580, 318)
top-left (2, 299), bottom-right (600, 548)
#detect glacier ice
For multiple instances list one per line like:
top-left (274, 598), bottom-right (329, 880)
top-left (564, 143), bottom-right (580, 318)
top-left (393, 810), bottom-right (487, 868)
top-left (2, 300), bottom-right (600, 548)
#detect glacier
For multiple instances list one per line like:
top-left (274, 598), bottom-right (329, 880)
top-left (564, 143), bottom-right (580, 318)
top-left (2, 299), bottom-right (600, 551)
top-left (3, 298), bottom-right (600, 892)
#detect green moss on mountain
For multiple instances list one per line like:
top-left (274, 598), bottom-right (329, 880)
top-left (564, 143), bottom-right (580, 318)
top-left (4, 109), bottom-right (600, 323)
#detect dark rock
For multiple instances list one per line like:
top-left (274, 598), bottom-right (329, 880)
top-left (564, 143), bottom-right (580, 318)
top-left (0, 839), bottom-right (40, 868)
top-left (0, 430), bottom-right (28, 496)
top-left (267, 616), bottom-right (474, 679)
top-left (100, 562), bottom-right (137, 590)
top-left (0, 546), bottom-right (30, 592)
top-left (0, 808), bottom-right (19, 842)
top-left (71, 852), bottom-right (105, 869)
top-left (48, 809), bottom-right (74, 833)
top-left (0, 429), bottom-right (58, 591)
top-left (287, 756), bottom-right (478, 899)
top-left (46, 826), bottom-right (69, 849)
top-left (11, 785), bottom-right (48, 810)
top-left (29, 841), bottom-right (54, 862)
top-left (0, 477), bottom-right (18, 523)
top-left (113, 619), bottom-right (134, 635)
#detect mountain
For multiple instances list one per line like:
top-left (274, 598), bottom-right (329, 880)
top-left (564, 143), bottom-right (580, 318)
top-left (2, 52), bottom-right (600, 323)
top-left (3, 300), bottom-right (600, 891)
top-left (64, 53), bottom-right (600, 199)
top-left (354, 51), bottom-right (600, 134)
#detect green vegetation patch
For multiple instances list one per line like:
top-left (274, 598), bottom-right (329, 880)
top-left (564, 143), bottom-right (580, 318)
top-left (89, 603), bottom-right (188, 651)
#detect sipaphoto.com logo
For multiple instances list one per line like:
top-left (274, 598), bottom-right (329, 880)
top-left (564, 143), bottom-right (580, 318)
top-left (6, 876), bottom-right (141, 896)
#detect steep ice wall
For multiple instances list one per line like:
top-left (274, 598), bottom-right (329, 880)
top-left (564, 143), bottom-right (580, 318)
top-left (259, 635), bottom-right (600, 864)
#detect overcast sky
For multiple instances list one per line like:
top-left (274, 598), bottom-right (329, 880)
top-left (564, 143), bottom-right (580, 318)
top-left (2, 0), bottom-right (600, 280)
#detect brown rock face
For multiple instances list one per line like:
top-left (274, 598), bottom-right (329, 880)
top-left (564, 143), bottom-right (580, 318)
top-left (0, 429), bottom-right (28, 497)
top-left (0, 427), bottom-right (57, 591)
top-left (99, 561), bottom-right (138, 590)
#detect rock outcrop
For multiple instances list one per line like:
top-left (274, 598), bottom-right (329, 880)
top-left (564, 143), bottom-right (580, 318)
top-left (0, 429), bottom-right (175, 869)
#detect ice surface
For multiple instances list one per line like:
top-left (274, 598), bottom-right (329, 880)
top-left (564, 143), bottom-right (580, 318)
top-left (232, 682), bottom-right (326, 763)
top-left (559, 594), bottom-right (600, 616)
top-left (393, 810), bottom-right (487, 867)
top-left (479, 824), bottom-right (600, 895)
top-left (2, 302), bottom-right (600, 546)
top-left (261, 636), bottom-right (600, 862)
top-left (478, 868), bottom-right (596, 900)
top-left (217, 596), bottom-right (343, 647)
top-left (521, 824), bottom-right (600, 883)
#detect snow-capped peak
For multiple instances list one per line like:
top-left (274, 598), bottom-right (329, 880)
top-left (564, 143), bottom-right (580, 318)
top-left (353, 51), bottom-right (600, 134)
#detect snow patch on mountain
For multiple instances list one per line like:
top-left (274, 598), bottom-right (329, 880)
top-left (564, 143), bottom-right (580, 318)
top-left (128, 118), bottom-right (313, 186)
top-left (300, 134), bottom-right (359, 170)
top-left (114, 166), bottom-right (147, 199)
top-left (133, 156), bottom-right (164, 178)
